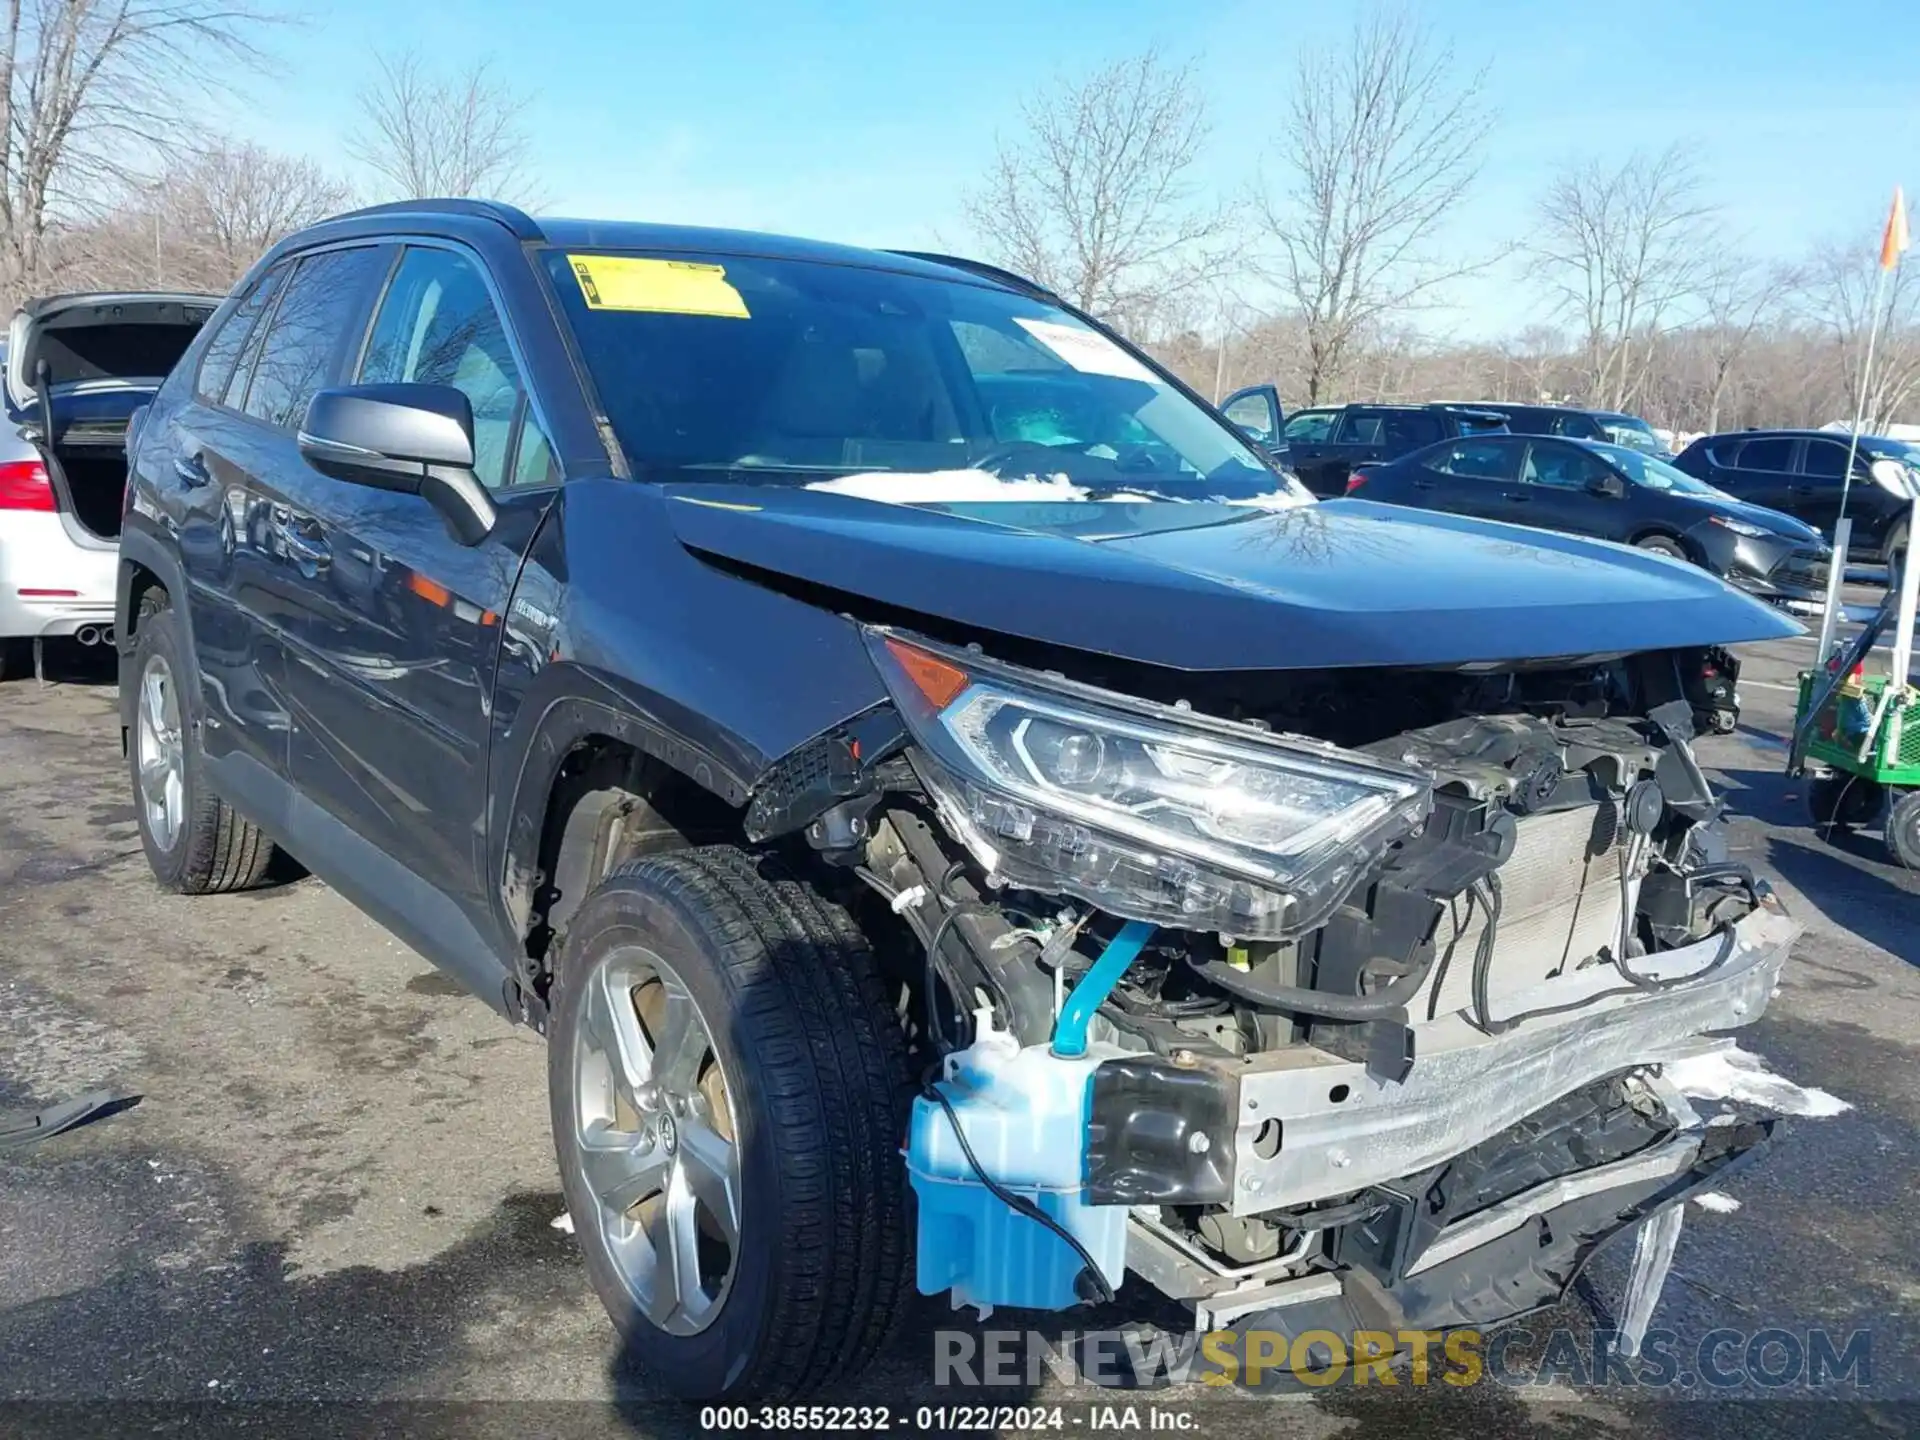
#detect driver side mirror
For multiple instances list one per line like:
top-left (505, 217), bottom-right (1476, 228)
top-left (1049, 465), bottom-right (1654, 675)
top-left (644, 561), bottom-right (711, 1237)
top-left (299, 383), bottom-right (497, 545)
top-left (1587, 473), bottom-right (1627, 499)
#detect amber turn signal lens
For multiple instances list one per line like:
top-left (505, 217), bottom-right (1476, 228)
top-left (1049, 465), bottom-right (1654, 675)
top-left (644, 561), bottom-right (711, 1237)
top-left (884, 637), bottom-right (969, 709)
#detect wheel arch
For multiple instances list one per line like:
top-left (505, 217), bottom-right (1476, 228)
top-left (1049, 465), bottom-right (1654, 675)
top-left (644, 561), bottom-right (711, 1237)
top-left (496, 692), bottom-right (755, 1002)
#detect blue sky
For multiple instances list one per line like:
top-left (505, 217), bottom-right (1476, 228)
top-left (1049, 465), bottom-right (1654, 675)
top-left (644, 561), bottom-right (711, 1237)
top-left (222, 0), bottom-right (1918, 336)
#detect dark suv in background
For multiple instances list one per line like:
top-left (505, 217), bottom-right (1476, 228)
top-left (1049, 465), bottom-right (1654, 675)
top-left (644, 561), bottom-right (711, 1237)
top-left (114, 199), bottom-right (1801, 1402)
top-left (1672, 428), bottom-right (1917, 572)
top-left (1462, 402), bottom-right (1670, 457)
top-left (1219, 397), bottom-right (1507, 496)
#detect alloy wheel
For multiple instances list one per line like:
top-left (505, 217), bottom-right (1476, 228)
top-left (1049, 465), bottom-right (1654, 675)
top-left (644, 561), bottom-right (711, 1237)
top-left (135, 655), bottom-right (186, 853)
top-left (569, 948), bottom-right (742, 1336)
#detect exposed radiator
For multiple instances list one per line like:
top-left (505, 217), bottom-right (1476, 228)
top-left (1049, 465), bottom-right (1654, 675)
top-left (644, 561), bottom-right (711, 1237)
top-left (1418, 803), bottom-right (1631, 1021)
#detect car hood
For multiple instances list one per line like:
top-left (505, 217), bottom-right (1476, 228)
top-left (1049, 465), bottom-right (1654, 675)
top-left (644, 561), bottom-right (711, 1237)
top-left (663, 485), bottom-right (1801, 671)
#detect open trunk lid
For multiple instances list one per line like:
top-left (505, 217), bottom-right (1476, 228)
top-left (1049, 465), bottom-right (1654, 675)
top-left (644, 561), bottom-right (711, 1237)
top-left (4, 292), bottom-right (218, 540)
top-left (5, 291), bottom-right (219, 416)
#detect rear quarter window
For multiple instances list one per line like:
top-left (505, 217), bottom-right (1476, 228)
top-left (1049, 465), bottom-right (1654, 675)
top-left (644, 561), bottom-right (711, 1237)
top-left (195, 272), bottom-right (283, 404)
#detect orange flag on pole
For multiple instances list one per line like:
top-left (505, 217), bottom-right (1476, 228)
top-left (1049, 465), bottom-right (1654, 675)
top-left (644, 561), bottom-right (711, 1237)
top-left (1881, 185), bottom-right (1910, 270)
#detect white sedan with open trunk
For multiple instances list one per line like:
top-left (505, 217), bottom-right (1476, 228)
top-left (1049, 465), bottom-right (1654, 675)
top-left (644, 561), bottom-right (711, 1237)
top-left (0, 292), bottom-right (216, 680)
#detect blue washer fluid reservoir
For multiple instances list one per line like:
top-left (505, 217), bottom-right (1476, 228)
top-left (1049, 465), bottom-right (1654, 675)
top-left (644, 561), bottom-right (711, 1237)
top-left (906, 1011), bottom-right (1128, 1316)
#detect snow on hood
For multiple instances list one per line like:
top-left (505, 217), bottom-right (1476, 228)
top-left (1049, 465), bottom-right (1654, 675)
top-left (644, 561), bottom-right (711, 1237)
top-left (1665, 1045), bottom-right (1851, 1118)
top-left (802, 468), bottom-right (1310, 510)
top-left (806, 470), bottom-right (1090, 504)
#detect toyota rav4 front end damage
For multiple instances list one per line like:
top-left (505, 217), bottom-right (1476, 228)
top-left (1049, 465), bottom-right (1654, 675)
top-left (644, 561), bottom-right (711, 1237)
top-left (748, 606), bottom-right (1798, 1351)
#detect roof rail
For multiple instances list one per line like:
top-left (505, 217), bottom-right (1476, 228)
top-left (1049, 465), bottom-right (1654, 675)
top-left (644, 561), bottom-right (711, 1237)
top-left (883, 249), bottom-right (1058, 300)
top-left (328, 198), bottom-right (544, 241)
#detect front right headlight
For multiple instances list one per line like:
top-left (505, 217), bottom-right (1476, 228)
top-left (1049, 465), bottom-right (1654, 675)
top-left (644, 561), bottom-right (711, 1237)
top-left (867, 629), bottom-right (1433, 939)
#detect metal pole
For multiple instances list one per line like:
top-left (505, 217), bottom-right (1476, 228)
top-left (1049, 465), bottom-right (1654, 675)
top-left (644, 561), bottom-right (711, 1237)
top-left (1886, 492), bottom-right (1920, 758)
top-left (1814, 517), bottom-right (1854, 663)
top-left (1818, 264), bottom-right (1893, 658)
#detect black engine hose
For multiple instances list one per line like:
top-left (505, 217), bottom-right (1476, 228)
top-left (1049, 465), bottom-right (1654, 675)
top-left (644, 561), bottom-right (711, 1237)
top-left (1185, 944), bottom-right (1437, 1021)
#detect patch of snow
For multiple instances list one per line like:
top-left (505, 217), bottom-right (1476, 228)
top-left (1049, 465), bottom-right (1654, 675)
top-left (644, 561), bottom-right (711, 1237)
top-left (1226, 491), bottom-right (1311, 512)
top-left (1691, 1191), bottom-right (1742, 1214)
top-left (551, 1211), bottom-right (575, 1235)
top-left (805, 470), bottom-right (1089, 504)
top-left (1665, 1045), bottom-right (1851, 1118)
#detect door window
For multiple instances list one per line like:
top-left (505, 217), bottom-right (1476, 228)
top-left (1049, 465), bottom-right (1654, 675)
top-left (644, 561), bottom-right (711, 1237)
top-left (1281, 409), bottom-right (1335, 442)
top-left (1335, 409), bottom-right (1386, 444)
top-left (360, 247), bottom-right (527, 490)
top-left (1428, 439), bottom-right (1522, 481)
top-left (1734, 437), bottom-right (1794, 472)
top-left (1380, 411), bottom-right (1443, 449)
top-left (1522, 442), bottom-right (1613, 490)
top-left (242, 247), bottom-right (388, 429)
top-left (1552, 413), bottom-right (1602, 439)
top-left (1222, 390), bottom-right (1279, 445)
top-left (196, 271), bottom-right (284, 403)
top-left (1800, 439), bottom-right (1851, 481)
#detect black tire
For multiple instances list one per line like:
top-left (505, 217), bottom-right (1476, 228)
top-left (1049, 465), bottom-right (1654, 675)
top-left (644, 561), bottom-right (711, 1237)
top-left (1887, 525), bottom-right (1907, 591)
top-left (1635, 534), bottom-right (1688, 561)
top-left (1807, 771), bottom-right (1883, 831)
top-left (547, 846), bottom-right (913, 1401)
top-left (127, 590), bottom-right (279, 893)
top-left (1889, 790), bottom-right (1920, 871)
top-left (0, 639), bottom-right (19, 683)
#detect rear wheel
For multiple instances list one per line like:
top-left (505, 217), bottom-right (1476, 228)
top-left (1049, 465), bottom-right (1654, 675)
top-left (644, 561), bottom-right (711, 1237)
top-left (1635, 534), bottom-right (1688, 561)
top-left (547, 847), bottom-right (912, 1400)
top-left (0, 639), bottom-right (21, 683)
top-left (128, 591), bottom-right (279, 893)
top-left (1889, 791), bottom-right (1920, 870)
top-left (1808, 771), bottom-right (1883, 831)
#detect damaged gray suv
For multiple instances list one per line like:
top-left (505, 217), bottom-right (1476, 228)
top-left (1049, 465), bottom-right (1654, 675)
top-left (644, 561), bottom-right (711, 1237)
top-left (117, 200), bottom-right (1801, 1400)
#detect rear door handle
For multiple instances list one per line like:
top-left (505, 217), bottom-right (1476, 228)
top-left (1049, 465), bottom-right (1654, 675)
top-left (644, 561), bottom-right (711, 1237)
top-left (1503, 490), bottom-right (1532, 502)
top-left (174, 451), bottom-right (211, 488)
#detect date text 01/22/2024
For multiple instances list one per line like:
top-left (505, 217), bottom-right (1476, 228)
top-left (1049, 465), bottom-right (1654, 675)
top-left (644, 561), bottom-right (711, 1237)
top-left (697, 1405), bottom-right (1196, 1431)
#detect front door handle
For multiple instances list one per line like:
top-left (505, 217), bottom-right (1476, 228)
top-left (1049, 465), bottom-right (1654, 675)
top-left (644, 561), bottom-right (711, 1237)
top-left (1503, 490), bottom-right (1532, 503)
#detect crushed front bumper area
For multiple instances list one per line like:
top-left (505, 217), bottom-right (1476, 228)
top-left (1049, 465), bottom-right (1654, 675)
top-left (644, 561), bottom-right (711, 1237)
top-left (1220, 899), bottom-right (1795, 1212)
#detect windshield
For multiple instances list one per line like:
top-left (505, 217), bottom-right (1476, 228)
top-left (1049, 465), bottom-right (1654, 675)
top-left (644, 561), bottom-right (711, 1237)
top-left (1596, 414), bottom-right (1666, 454)
top-left (1590, 441), bottom-right (1730, 496)
top-left (1863, 438), bottom-right (1920, 466)
top-left (541, 249), bottom-right (1306, 507)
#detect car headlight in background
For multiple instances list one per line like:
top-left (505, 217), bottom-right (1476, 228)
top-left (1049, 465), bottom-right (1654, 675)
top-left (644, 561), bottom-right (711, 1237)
top-left (866, 629), bottom-right (1433, 939)
top-left (1708, 515), bottom-right (1772, 540)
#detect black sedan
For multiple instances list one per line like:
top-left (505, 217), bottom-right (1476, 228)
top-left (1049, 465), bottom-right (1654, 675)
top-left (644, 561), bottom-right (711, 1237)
top-left (1346, 434), bottom-right (1832, 603)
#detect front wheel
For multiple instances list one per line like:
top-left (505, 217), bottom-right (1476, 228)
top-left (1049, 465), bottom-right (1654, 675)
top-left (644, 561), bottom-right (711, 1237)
top-left (547, 847), bottom-right (913, 1401)
top-left (1635, 534), bottom-right (1689, 561)
top-left (1889, 790), bottom-right (1920, 870)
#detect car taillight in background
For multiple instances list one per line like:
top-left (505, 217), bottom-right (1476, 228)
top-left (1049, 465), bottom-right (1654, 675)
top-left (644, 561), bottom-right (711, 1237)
top-left (0, 459), bottom-right (54, 511)
top-left (1346, 467), bottom-right (1376, 494)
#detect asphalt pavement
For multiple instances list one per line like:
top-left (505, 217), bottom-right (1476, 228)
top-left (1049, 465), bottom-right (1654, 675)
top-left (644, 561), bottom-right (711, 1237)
top-left (0, 602), bottom-right (1915, 1440)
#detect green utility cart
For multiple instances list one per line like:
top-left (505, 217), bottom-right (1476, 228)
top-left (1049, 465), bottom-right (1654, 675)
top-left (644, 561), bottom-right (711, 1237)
top-left (1794, 667), bottom-right (1920, 868)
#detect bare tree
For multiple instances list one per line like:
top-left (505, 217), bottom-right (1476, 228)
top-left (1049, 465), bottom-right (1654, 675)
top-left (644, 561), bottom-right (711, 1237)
top-left (1253, 8), bottom-right (1495, 404)
top-left (0, 0), bottom-right (270, 302)
top-left (1691, 253), bottom-right (1797, 431)
top-left (962, 49), bottom-right (1225, 333)
top-left (1800, 229), bottom-right (1920, 432)
top-left (348, 49), bottom-right (542, 206)
top-left (170, 143), bottom-right (353, 276)
top-left (1530, 145), bottom-right (1718, 411)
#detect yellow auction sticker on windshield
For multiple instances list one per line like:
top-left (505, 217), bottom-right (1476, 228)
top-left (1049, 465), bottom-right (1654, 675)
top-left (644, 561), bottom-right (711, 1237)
top-left (567, 256), bottom-right (750, 318)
